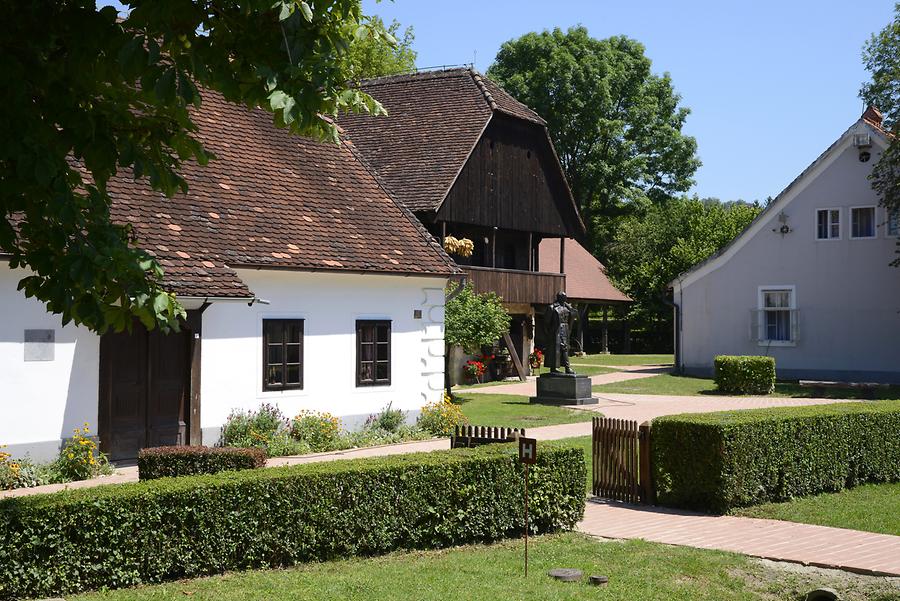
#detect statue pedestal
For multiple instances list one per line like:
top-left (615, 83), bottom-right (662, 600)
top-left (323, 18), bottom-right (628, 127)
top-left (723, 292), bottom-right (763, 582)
top-left (530, 373), bottom-right (596, 405)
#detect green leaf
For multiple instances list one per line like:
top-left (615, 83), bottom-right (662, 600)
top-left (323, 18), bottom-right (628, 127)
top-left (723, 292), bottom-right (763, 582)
top-left (299, 1), bottom-right (313, 22)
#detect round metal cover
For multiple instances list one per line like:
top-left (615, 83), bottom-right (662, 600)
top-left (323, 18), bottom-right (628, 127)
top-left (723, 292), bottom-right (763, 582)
top-left (548, 568), bottom-right (583, 582)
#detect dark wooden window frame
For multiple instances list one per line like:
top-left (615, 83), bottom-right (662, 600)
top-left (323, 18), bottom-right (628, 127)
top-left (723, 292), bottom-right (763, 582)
top-left (356, 319), bottom-right (391, 387)
top-left (263, 319), bottom-right (304, 391)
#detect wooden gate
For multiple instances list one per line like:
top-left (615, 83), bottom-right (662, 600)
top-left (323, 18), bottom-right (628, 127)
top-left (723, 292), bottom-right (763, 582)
top-left (591, 417), bottom-right (653, 504)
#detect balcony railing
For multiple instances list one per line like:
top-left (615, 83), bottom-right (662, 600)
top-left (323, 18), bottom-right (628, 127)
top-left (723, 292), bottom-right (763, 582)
top-left (461, 266), bottom-right (565, 305)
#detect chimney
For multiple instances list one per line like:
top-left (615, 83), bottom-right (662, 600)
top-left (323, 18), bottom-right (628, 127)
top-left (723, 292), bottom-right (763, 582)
top-left (863, 105), bottom-right (883, 127)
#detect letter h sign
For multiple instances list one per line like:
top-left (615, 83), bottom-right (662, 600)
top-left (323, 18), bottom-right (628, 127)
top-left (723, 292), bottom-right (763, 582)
top-left (518, 437), bottom-right (537, 465)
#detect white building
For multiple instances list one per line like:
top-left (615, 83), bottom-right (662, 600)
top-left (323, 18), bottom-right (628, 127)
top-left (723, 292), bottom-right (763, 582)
top-left (1, 92), bottom-right (458, 462)
top-left (671, 107), bottom-right (900, 383)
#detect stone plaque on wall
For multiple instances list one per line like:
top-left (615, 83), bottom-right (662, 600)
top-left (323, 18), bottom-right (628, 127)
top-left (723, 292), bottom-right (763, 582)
top-left (24, 329), bottom-right (55, 361)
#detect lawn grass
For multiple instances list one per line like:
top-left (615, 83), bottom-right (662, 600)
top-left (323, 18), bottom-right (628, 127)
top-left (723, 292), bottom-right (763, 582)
top-left (455, 364), bottom-right (616, 390)
top-left (593, 373), bottom-right (900, 399)
top-left (733, 482), bottom-right (900, 537)
top-left (572, 353), bottom-right (673, 367)
top-left (71, 532), bottom-right (900, 601)
top-left (453, 393), bottom-right (593, 429)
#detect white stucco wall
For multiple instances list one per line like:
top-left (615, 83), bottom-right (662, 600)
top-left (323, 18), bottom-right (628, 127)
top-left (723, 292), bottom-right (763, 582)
top-left (199, 269), bottom-right (447, 438)
top-left (0, 266), bottom-right (100, 451)
top-left (675, 125), bottom-right (900, 381)
top-left (1, 264), bottom-right (446, 457)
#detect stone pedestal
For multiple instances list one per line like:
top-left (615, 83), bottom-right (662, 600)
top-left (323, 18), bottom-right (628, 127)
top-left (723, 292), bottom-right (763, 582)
top-left (530, 373), bottom-right (596, 405)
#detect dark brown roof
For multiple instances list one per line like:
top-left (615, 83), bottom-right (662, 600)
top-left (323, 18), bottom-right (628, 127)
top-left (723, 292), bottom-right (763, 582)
top-left (539, 238), bottom-right (631, 304)
top-left (104, 91), bottom-right (458, 298)
top-left (338, 68), bottom-right (547, 213)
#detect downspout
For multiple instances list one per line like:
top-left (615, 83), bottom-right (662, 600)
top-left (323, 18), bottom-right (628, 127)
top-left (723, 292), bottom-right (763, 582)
top-left (660, 280), bottom-right (682, 374)
top-left (444, 274), bottom-right (467, 398)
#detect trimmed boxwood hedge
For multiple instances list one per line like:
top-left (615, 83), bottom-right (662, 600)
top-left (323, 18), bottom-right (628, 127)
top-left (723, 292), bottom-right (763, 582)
top-left (138, 446), bottom-right (267, 480)
top-left (0, 445), bottom-right (584, 599)
top-left (652, 401), bottom-right (900, 513)
top-left (713, 355), bottom-right (775, 394)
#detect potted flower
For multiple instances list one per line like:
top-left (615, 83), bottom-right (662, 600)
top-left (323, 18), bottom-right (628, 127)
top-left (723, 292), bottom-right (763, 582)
top-left (463, 359), bottom-right (486, 383)
top-left (529, 349), bottom-right (544, 370)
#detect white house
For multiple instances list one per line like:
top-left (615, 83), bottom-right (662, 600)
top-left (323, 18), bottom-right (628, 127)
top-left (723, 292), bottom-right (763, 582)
top-left (1, 92), bottom-right (459, 462)
top-left (671, 107), bottom-right (900, 383)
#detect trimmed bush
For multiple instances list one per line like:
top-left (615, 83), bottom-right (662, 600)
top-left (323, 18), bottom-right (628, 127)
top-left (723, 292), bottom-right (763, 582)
top-left (0, 445), bottom-right (584, 599)
top-left (138, 446), bottom-right (267, 480)
top-left (713, 355), bottom-right (775, 394)
top-left (652, 401), bottom-right (900, 513)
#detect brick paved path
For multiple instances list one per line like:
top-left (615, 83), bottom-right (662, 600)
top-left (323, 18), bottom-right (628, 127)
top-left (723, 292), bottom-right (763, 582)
top-left (578, 499), bottom-right (900, 576)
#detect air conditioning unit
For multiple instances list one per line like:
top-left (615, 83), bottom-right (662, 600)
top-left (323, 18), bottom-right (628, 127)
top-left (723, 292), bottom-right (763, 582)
top-left (853, 133), bottom-right (872, 148)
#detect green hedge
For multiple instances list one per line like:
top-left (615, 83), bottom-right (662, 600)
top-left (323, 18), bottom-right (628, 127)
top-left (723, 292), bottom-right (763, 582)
top-left (652, 401), bottom-right (900, 512)
top-left (137, 446), bottom-right (267, 480)
top-left (713, 355), bottom-right (775, 394)
top-left (0, 445), bottom-right (584, 599)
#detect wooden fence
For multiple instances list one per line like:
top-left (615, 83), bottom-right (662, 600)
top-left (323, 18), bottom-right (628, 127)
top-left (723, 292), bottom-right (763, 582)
top-left (451, 425), bottom-right (525, 449)
top-left (591, 417), bottom-right (654, 504)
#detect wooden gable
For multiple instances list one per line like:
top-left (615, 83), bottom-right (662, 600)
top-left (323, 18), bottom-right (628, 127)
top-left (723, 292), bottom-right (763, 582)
top-left (435, 115), bottom-right (583, 238)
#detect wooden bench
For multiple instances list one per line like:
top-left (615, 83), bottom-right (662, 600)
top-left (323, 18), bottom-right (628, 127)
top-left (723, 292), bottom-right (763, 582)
top-left (798, 380), bottom-right (890, 400)
top-left (450, 425), bottom-right (525, 449)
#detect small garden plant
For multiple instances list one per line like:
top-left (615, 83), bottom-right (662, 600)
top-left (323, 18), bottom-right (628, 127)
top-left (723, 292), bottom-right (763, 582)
top-left (417, 393), bottom-right (468, 436)
top-left (1, 423), bottom-right (112, 491)
top-left (221, 402), bottom-right (436, 457)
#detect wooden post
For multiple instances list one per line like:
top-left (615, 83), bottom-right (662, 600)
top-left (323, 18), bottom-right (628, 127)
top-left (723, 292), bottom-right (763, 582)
top-left (524, 463), bottom-right (529, 577)
top-left (492, 227), bottom-right (497, 268)
top-left (503, 331), bottom-right (527, 382)
top-left (639, 421), bottom-right (654, 504)
top-left (601, 306), bottom-right (609, 354)
top-left (441, 221), bottom-right (447, 244)
top-left (559, 237), bottom-right (565, 274)
top-left (527, 232), bottom-right (533, 271)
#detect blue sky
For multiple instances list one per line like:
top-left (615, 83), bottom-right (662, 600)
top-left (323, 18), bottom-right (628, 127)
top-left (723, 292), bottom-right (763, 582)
top-left (101, 1), bottom-right (895, 202)
top-left (362, 0), bottom-right (895, 202)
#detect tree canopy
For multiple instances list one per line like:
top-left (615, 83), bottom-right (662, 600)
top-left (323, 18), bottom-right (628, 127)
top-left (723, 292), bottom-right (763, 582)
top-left (346, 16), bottom-right (416, 80)
top-left (444, 283), bottom-right (510, 353)
top-left (862, 2), bottom-right (900, 246)
top-left (604, 197), bottom-right (762, 349)
top-left (1, 0), bottom-right (384, 333)
top-left (487, 26), bottom-right (700, 254)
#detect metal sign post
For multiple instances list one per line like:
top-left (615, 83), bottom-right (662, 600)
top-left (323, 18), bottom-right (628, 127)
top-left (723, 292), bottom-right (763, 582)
top-left (518, 436), bottom-right (537, 578)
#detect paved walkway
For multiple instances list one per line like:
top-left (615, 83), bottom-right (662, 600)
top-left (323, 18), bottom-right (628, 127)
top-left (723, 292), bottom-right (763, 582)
top-left (578, 499), bottom-right (900, 576)
top-left (2, 393), bottom-right (855, 499)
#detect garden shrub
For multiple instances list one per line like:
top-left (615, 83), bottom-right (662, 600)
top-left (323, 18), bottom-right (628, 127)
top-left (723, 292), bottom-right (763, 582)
top-left (0, 445), bottom-right (585, 599)
top-left (652, 401), bottom-right (900, 512)
top-left (137, 446), bottom-right (266, 480)
top-left (52, 424), bottom-right (113, 481)
top-left (365, 402), bottom-right (406, 433)
top-left (713, 355), bottom-right (775, 394)
top-left (290, 410), bottom-right (342, 452)
top-left (220, 404), bottom-right (307, 457)
top-left (418, 393), bottom-right (468, 436)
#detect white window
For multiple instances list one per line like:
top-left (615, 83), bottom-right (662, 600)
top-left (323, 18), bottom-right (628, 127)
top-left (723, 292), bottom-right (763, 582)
top-left (816, 208), bottom-right (840, 240)
top-left (887, 209), bottom-right (899, 237)
top-left (754, 286), bottom-right (797, 345)
top-left (850, 206), bottom-right (876, 239)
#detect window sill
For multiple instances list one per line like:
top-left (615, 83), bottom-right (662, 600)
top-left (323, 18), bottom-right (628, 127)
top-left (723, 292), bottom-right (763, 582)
top-left (757, 340), bottom-right (797, 347)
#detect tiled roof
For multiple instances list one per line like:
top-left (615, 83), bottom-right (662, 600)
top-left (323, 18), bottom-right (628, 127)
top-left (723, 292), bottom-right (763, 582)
top-left (539, 238), bottom-right (631, 304)
top-left (338, 68), bottom-right (546, 212)
top-left (103, 91), bottom-right (458, 298)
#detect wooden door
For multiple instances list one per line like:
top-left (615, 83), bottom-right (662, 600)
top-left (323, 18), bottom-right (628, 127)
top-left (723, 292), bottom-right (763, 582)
top-left (99, 323), bottom-right (190, 462)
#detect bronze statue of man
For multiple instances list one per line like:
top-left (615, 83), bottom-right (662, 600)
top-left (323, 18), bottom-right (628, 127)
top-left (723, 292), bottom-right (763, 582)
top-left (544, 291), bottom-right (576, 375)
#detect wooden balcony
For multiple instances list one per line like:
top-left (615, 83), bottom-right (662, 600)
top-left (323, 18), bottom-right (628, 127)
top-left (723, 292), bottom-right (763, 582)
top-left (461, 266), bottom-right (564, 305)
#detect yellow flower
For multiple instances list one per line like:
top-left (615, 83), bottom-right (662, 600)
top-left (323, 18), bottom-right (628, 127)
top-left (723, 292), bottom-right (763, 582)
top-left (67, 453), bottom-right (74, 459)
